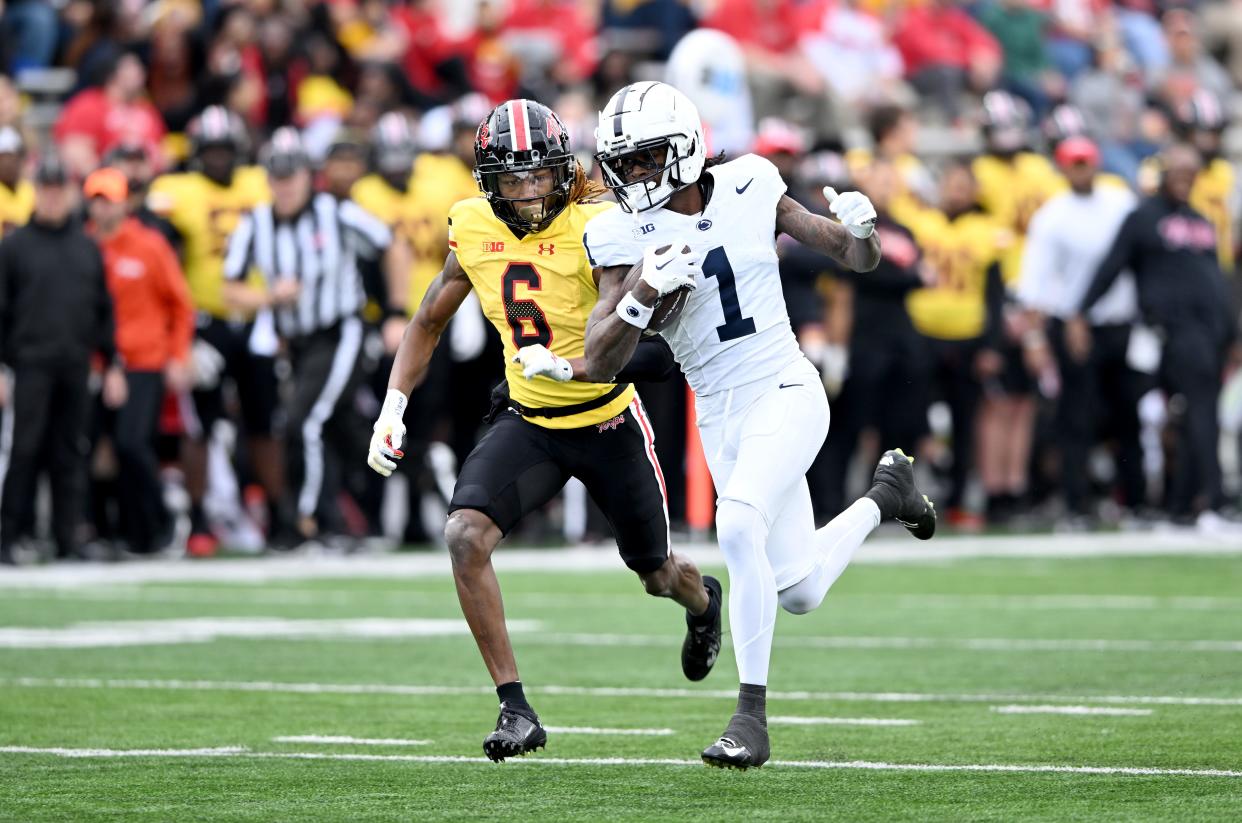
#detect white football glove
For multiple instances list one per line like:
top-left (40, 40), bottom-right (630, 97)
top-left (824, 187), bottom-right (877, 239)
top-left (367, 389), bottom-right (408, 477)
top-left (189, 338), bottom-right (226, 389)
top-left (512, 343), bottom-right (573, 382)
top-left (640, 243), bottom-right (700, 296)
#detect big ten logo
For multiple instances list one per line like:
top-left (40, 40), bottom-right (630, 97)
top-left (207, 206), bottom-right (243, 257)
top-left (482, 240), bottom-right (506, 253)
top-left (632, 223), bottom-right (656, 238)
top-left (922, 242), bottom-right (978, 293)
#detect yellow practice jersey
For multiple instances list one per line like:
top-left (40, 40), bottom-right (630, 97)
top-left (352, 154), bottom-right (479, 314)
top-left (448, 196), bottom-right (634, 430)
top-left (148, 167), bottom-right (271, 318)
top-left (0, 180), bottom-right (33, 239)
top-left (974, 152), bottom-right (1065, 285)
top-left (1191, 158), bottom-right (1236, 272)
top-left (891, 198), bottom-right (1008, 341)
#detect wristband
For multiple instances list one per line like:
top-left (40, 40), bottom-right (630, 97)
top-left (616, 292), bottom-right (654, 329)
top-left (381, 388), bottom-right (408, 420)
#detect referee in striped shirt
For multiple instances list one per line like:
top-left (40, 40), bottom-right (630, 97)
top-left (223, 128), bottom-right (398, 544)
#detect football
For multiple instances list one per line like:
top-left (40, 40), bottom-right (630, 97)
top-left (624, 244), bottom-right (694, 333)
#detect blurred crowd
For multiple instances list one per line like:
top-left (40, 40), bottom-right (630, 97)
top-left (0, 0), bottom-right (1241, 564)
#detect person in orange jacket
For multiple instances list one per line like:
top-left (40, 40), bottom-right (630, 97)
top-left (85, 167), bottom-right (194, 554)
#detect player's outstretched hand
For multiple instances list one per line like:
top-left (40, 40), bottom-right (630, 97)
top-left (367, 389), bottom-right (407, 477)
top-left (513, 344), bottom-right (573, 382)
top-left (823, 187), bottom-right (878, 239)
top-left (640, 243), bottom-right (700, 296)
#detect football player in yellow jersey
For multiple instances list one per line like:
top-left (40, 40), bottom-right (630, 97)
top-left (0, 126), bottom-right (33, 238)
top-left (1179, 91), bottom-right (1236, 274)
top-left (148, 106), bottom-right (290, 555)
top-left (366, 100), bottom-right (721, 761)
top-left (892, 160), bottom-right (1007, 526)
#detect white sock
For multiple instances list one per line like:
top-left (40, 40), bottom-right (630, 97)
top-left (778, 498), bottom-right (881, 614)
top-left (716, 499), bottom-right (777, 686)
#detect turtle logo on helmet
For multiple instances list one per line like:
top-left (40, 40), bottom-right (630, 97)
top-left (473, 99), bottom-right (577, 235)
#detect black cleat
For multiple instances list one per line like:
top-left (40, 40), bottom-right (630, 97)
top-left (702, 712), bottom-right (769, 770)
top-left (682, 575), bottom-right (722, 681)
top-left (483, 702), bottom-right (547, 762)
top-left (866, 448), bottom-right (936, 540)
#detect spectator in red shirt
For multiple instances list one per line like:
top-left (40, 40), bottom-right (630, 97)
top-left (54, 52), bottom-right (167, 179)
top-left (85, 167), bottom-right (193, 554)
top-left (504, 0), bottom-right (599, 91)
top-left (892, 0), bottom-right (1003, 120)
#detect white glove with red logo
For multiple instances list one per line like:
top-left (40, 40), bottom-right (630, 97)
top-left (367, 389), bottom-right (407, 477)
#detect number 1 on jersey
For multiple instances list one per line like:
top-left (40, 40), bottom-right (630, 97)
top-left (703, 247), bottom-right (756, 342)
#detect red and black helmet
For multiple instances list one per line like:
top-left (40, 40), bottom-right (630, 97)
top-left (474, 99), bottom-right (576, 234)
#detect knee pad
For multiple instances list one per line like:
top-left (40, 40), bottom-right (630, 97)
top-left (777, 577), bottom-right (825, 615)
top-left (715, 499), bottom-right (765, 554)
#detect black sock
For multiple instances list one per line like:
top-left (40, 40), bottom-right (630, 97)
top-left (736, 683), bottom-right (767, 725)
top-left (689, 581), bottom-right (720, 625)
top-left (497, 681), bottom-right (536, 718)
top-left (864, 484), bottom-right (899, 520)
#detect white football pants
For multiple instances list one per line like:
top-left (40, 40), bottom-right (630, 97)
top-left (696, 356), bottom-right (881, 686)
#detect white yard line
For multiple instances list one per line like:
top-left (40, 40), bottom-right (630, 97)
top-left (271, 735), bottom-right (431, 746)
top-left (768, 716), bottom-right (921, 727)
top-left (0, 745), bottom-right (1238, 778)
top-left (1, 533), bottom-right (1240, 588)
top-left (6, 676), bottom-right (1241, 707)
top-left (543, 727), bottom-right (674, 736)
top-left (991, 705), bottom-right (1154, 717)
top-left (536, 633), bottom-right (1242, 654)
top-left (0, 746), bottom-right (245, 757)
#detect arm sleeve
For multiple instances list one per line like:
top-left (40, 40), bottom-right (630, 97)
top-left (222, 211), bottom-right (255, 282)
top-left (1079, 207), bottom-right (1140, 314)
top-left (615, 335), bottom-right (677, 383)
top-left (154, 236), bottom-right (195, 363)
top-left (340, 199), bottom-right (393, 259)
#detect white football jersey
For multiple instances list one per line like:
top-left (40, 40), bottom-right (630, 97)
top-left (584, 153), bottom-right (803, 396)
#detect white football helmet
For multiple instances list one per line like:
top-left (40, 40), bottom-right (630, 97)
top-left (595, 81), bottom-right (706, 214)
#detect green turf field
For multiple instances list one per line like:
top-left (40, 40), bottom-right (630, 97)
top-left (1, 548), bottom-right (1240, 821)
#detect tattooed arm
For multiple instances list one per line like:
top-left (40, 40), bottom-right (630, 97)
top-left (389, 250), bottom-right (473, 395)
top-left (584, 262), bottom-right (651, 384)
top-left (775, 194), bottom-right (881, 272)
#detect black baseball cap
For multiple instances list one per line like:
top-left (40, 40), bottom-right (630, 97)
top-left (35, 152), bottom-right (69, 185)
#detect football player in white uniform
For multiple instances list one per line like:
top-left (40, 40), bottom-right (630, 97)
top-left (582, 81), bottom-right (937, 769)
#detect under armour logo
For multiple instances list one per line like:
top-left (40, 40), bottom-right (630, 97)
top-left (538, 243), bottom-right (555, 255)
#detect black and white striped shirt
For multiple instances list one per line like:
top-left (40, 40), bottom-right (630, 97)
top-left (224, 192), bottom-right (391, 339)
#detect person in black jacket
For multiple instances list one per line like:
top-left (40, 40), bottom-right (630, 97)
top-left (0, 154), bottom-right (126, 564)
top-left (1071, 143), bottom-right (1240, 519)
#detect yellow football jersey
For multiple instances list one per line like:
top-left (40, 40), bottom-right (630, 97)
top-left (448, 196), bottom-right (634, 430)
top-left (1191, 158), bottom-right (1236, 272)
top-left (891, 198), bottom-right (1008, 341)
top-left (973, 152), bottom-right (1065, 285)
top-left (0, 179), bottom-right (33, 238)
top-left (352, 153), bottom-right (479, 314)
top-left (148, 167), bottom-right (271, 319)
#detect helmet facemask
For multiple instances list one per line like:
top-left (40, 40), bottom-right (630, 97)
top-left (597, 136), bottom-right (696, 214)
top-left (475, 152), bottom-right (576, 234)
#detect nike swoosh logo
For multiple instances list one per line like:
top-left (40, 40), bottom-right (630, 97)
top-left (778, 383), bottom-right (803, 389)
top-left (719, 744), bottom-right (747, 757)
top-left (655, 259), bottom-right (673, 270)
top-left (736, 178), bottom-right (754, 195)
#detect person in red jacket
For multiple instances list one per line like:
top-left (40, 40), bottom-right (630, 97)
top-left (85, 167), bottom-right (194, 554)
top-left (54, 53), bottom-right (167, 178)
top-left (893, 0), bottom-right (1002, 120)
